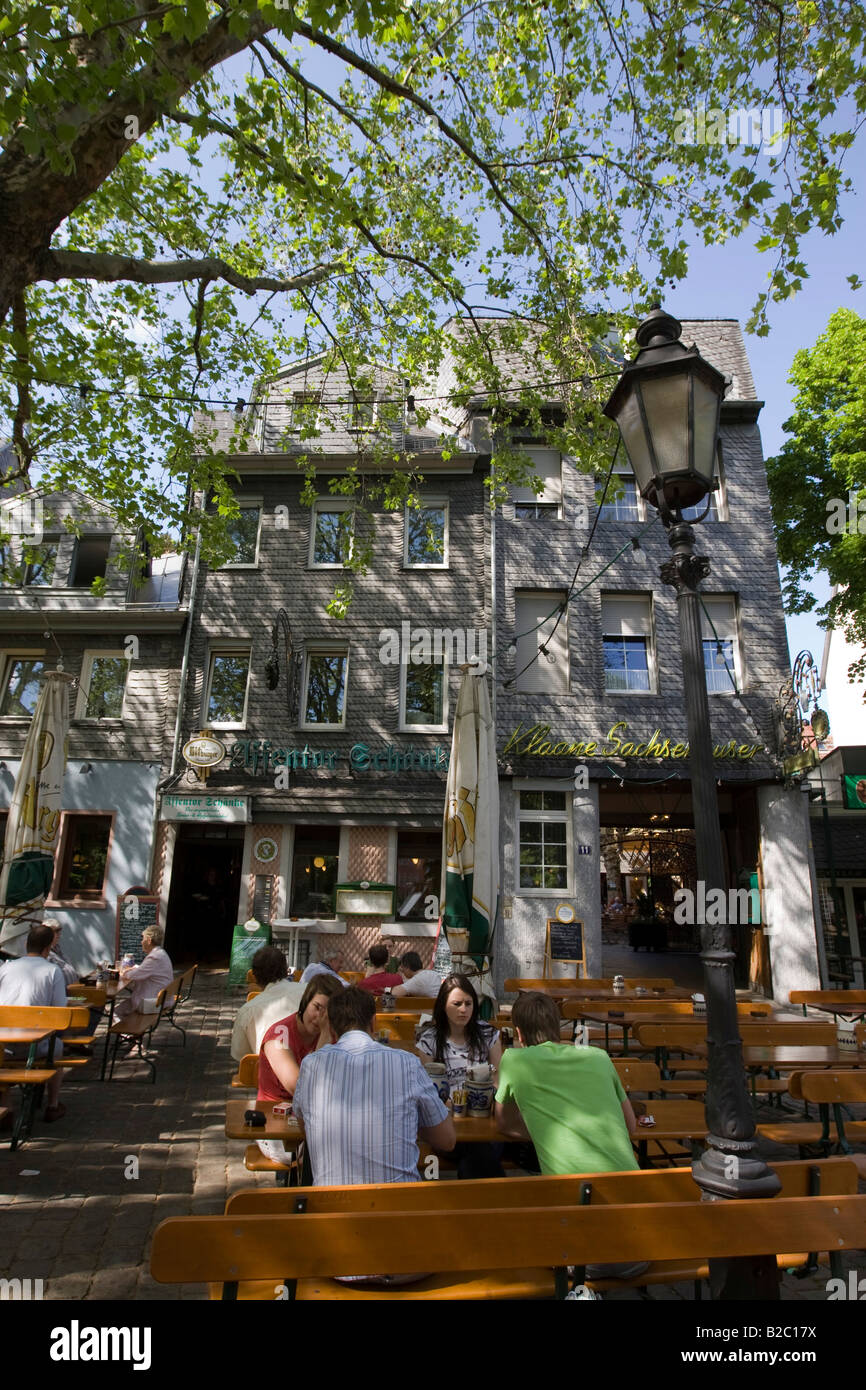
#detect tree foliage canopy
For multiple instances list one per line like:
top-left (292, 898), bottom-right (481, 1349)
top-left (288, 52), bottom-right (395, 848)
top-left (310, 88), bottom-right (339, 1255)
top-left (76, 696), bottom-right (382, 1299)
top-left (767, 307), bottom-right (866, 692)
top-left (1, 0), bottom-right (865, 560)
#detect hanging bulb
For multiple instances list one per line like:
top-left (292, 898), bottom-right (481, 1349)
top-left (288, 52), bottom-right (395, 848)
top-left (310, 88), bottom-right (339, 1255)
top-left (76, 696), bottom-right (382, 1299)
top-left (630, 536), bottom-right (648, 564)
top-left (235, 398), bottom-right (246, 415)
top-left (715, 642), bottom-right (727, 667)
top-left (507, 640), bottom-right (517, 657)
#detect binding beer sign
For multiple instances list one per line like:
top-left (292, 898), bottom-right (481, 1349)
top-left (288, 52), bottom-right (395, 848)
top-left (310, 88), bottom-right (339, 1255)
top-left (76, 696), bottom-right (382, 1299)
top-left (182, 730), bottom-right (226, 781)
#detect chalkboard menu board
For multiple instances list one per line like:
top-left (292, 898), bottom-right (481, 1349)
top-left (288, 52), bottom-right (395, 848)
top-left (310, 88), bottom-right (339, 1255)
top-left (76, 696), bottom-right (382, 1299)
top-left (227, 919), bottom-right (271, 990)
top-left (115, 894), bottom-right (160, 964)
top-left (546, 917), bottom-right (584, 964)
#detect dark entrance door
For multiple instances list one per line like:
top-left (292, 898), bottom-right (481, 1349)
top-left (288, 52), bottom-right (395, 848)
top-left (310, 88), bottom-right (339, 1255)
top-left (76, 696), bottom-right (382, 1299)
top-left (165, 826), bottom-right (244, 965)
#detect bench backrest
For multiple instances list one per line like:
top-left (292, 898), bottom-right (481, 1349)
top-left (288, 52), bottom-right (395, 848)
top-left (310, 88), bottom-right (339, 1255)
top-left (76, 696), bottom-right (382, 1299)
top-left (0, 1004), bottom-right (90, 1030)
top-left (68, 986), bottom-right (107, 1008)
top-left (151, 1194), bottom-right (866, 1283)
top-left (236, 1053), bottom-right (258, 1088)
top-left (504, 977), bottom-right (676, 992)
top-left (612, 1059), bottom-right (661, 1092)
top-left (790, 990), bottom-right (866, 1009)
top-left (564, 999), bottom-right (773, 1018)
top-left (381, 997), bottom-right (437, 1011)
top-left (635, 1021), bottom-right (839, 1048)
top-left (375, 1014), bottom-right (421, 1040)
top-left (791, 1070), bottom-right (866, 1104)
top-left (223, 1158), bottom-right (857, 1216)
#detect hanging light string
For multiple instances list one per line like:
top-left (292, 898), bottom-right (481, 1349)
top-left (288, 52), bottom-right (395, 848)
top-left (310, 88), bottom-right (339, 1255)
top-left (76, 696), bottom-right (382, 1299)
top-left (32, 366), bottom-right (620, 413)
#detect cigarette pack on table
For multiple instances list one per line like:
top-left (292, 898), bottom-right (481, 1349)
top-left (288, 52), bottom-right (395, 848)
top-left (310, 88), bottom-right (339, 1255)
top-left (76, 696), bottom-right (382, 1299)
top-left (272, 1102), bottom-right (293, 1116)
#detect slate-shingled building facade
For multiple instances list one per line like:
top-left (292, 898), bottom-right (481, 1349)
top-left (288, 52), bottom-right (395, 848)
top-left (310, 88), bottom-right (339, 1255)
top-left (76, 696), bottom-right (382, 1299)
top-left (477, 319), bottom-right (822, 999)
top-left (157, 357), bottom-right (489, 969)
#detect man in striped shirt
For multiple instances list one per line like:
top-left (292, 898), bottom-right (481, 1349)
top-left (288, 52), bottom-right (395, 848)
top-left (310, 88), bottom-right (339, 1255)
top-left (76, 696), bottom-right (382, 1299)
top-left (293, 986), bottom-right (455, 1187)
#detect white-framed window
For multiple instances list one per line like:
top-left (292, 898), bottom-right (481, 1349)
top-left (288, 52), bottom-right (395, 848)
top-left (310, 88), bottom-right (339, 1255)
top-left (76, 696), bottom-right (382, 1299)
top-left (516, 787), bottom-right (572, 893)
top-left (601, 594), bottom-right (655, 693)
top-left (509, 448), bottom-right (562, 519)
top-left (0, 649), bottom-right (46, 717)
top-left (25, 542), bottom-right (58, 587)
top-left (75, 650), bottom-right (129, 720)
top-left (204, 648), bottom-right (251, 728)
top-left (222, 502), bottom-right (262, 566)
top-left (399, 657), bottom-right (447, 732)
top-left (404, 500), bottom-right (448, 568)
top-left (302, 648), bottom-right (349, 728)
top-left (598, 472), bottom-right (643, 522)
top-left (513, 590), bottom-right (569, 694)
top-left (701, 595), bottom-right (741, 693)
top-left (309, 500), bottom-right (354, 568)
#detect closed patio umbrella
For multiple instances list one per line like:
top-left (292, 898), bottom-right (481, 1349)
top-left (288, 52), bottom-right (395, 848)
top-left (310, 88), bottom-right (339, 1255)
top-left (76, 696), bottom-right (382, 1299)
top-left (0, 670), bottom-right (74, 955)
top-left (440, 666), bottom-right (499, 963)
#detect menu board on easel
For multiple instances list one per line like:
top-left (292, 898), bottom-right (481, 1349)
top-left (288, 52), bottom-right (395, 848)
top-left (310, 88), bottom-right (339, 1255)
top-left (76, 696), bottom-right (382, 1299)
top-left (115, 894), bottom-right (159, 965)
top-left (543, 904), bottom-right (585, 976)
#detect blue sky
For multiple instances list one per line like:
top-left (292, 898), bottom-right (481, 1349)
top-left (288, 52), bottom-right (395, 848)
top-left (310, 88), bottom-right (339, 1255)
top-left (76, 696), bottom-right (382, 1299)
top-left (671, 137), bottom-right (864, 677)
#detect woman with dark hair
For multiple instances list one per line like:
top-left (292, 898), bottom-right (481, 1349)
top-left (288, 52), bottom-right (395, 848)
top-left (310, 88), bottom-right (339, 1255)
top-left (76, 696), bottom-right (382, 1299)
top-left (256, 972), bottom-right (345, 1163)
top-left (416, 974), bottom-right (502, 1091)
top-left (416, 975), bottom-right (503, 1179)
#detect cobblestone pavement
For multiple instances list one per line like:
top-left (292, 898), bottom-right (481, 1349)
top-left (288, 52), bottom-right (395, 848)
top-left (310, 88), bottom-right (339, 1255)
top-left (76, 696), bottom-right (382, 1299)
top-left (0, 968), bottom-right (862, 1302)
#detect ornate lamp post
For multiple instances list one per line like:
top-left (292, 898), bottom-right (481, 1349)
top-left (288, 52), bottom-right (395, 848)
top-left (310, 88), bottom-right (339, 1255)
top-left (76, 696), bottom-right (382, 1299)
top-left (604, 307), bottom-right (782, 1301)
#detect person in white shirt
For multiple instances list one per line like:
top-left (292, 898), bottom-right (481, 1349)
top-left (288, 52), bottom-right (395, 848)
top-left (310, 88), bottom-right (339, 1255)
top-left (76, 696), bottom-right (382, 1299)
top-left (44, 920), bottom-right (78, 987)
top-left (230, 946), bottom-right (304, 1060)
top-left (114, 927), bottom-right (174, 1022)
top-left (0, 922), bottom-right (67, 1120)
top-left (391, 952), bottom-right (443, 999)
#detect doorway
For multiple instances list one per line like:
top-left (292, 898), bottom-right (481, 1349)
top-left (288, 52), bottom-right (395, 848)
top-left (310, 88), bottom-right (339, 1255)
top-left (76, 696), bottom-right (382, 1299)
top-left (165, 825), bottom-right (244, 965)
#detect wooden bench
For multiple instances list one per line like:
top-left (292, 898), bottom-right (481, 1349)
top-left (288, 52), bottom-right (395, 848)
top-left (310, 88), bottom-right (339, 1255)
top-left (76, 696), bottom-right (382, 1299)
top-left (786, 1071), bottom-right (866, 1154)
top-left (0, 1004), bottom-right (90, 1147)
top-left (611, 1056), bottom-right (785, 1101)
top-left (504, 977), bottom-right (676, 993)
top-left (151, 1162), bottom-right (866, 1301)
top-left (107, 986), bottom-right (168, 1082)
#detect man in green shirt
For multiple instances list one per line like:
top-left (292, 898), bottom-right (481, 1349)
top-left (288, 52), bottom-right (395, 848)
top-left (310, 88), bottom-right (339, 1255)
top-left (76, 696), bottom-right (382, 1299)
top-left (495, 990), bottom-right (646, 1282)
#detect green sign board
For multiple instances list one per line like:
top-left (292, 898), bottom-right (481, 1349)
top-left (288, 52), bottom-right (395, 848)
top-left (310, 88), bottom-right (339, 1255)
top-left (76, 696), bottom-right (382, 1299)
top-left (226, 919), bottom-right (271, 990)
top-left (842, 774), bottom-right (866, 810)
top-left (228, 740), bottom-right (449, 776)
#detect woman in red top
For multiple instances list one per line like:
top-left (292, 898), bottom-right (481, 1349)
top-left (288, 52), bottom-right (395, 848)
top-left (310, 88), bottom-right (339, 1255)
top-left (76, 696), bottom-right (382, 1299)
top-left (258, 973), bottom-right (345, 1103)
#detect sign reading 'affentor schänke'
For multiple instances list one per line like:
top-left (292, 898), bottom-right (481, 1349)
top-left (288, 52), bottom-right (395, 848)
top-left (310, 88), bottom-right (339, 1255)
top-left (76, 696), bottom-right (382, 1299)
top-left (503, 721), bottom-right (764, 761)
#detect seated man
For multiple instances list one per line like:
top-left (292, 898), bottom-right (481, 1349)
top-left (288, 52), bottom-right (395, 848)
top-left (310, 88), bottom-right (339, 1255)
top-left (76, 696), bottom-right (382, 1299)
top-left (44, 919), bottom-right (78, 987)
top-left (298, 949), bottom-right (348, 988)
top-left (294, 986), bottom-right (455, 1185)
top-left (231, 946), bottom-right (304, 1061)
top-left (294, 987), bottom-right (456, 1286)
top-left (495, 990), bottom-right (647, 1282)
top-left (356, 943), bottom-right (403, 996)
top-left (391, 951), bottom-right (442, 999)
top-left (114, 927), bottom-right (174, 1023)
top-left (0, 923), bottom-right (68, 1122)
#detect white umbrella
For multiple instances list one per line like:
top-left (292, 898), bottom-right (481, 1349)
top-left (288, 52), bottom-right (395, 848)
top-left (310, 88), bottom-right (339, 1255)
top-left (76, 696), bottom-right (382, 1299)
top-left (439, 666), bottom-right (499, 960)
top-left (0, 670), bottom-right (74, 955)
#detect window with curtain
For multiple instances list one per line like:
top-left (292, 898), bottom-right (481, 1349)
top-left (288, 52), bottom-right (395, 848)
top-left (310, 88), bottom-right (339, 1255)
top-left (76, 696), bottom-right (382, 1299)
top-left (513, 591), bottom-right (569, 693)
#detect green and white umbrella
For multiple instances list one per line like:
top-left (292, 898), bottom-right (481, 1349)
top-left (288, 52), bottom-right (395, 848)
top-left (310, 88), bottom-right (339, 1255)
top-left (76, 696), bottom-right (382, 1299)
top-left (0, 670), bottom-right (74, 956)
top-left (439, 667), bottom-right (499, 961)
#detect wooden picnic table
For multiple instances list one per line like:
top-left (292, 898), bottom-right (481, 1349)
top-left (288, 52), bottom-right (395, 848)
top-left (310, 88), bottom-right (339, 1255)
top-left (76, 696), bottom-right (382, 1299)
top-left (225, 1096), bottom-right (709, 1171)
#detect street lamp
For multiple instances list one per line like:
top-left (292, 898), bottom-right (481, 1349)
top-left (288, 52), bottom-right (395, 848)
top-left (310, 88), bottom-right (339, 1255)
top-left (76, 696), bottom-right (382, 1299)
top-left (604, 307), bottom-right (782, 1301)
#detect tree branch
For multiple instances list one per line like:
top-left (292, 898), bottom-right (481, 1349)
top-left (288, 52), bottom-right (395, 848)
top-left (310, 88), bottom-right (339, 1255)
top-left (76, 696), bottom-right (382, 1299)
top-left (11, 291), bottom-right (33, 479)
top-left (293, 19), bottom-right (558, 280)
top-left (34, 249), bottom-right (346, 295)
top-left (254, 36), bottom-right (388, 155)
